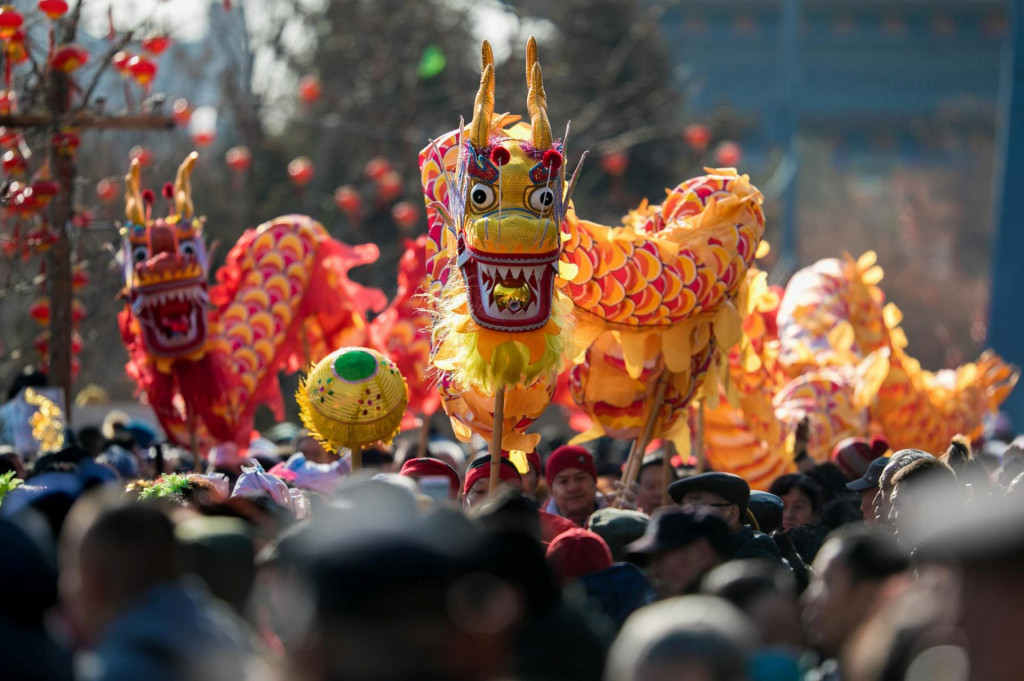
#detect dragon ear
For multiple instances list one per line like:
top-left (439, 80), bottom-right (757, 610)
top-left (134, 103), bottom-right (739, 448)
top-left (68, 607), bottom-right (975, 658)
top-left (174, 151), bottom-right (199, 219)
top-left (468, 41), bottom-right (495, 149)
top-left (125, 158), bottom-right (145, 224)
top-left (525, 37), bottom-right (551, 150)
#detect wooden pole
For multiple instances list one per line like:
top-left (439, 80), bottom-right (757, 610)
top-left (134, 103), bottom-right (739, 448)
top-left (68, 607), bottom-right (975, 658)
top-left (416, 412), bottom-right (432, 458)
top-left (622, 371), bottom-right (670, 488)
top-left (489, 385), bottom-right (506, 494)
top-left (661, 441), bottom-right (674, 508)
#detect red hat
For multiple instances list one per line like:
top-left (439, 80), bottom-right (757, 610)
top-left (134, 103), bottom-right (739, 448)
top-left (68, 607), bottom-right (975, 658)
top-left (831, 437), bottom-right (880, 480)
top-left (545, 445), bottom-right (597, 487)
top-left (463, 456), bottom-right (522, 495)
top-left (399, 457), bottom-right (461, 499)
top-left (545, 528), bottom-right (612, 585)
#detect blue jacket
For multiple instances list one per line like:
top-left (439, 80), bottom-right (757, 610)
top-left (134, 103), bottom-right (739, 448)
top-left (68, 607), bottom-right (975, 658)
top-left (578, 562), bottom-right (654, 628)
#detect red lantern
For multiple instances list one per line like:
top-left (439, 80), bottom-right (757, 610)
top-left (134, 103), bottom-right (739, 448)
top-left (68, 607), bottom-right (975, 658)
top-left (683, 123), bottom-right (711, 152)
top-left (0, 6), bottom-right (24, 41)
top-left (71, 299), bottom-right (86, 324)
top-left (34, 332), bottom-right (49, 356)
top-left (53, 130), bottom-right (80, 156)
top-left (5, 30), bottom-right (26, 64)
top-left (298, 75), bottom-right (321, 104)
top-left (2, 149), bottom-right (26, 175)
top-left (0, 90), bottom-right (13, 115)
top-left (364, 157), bottom-right (391, 181)
top-left (0, 126), bottom-right (16, 148)
top-left (191, 130), bottom-right (215, 148)
top-left (127, 55), bottom-right (157, 86)
top-left (377, 171), bottom-right (402, 201)
top-left (71, 330), bottom-right (83, 354)
top-left (141, 36), bottom-right (171, 56)
top-left (37, 0), bottom-right (68, 20)
top-left (29, 298), bottom-right (50, 325)
top-left (112, 50), bottom-right (132, 75)
top-left (333, 185), bottom-right (361, 215)
top-left (96, 178), bottom-right (117, 203)
top-left (31, 180), bottom-right (59, 206)
top-left (72, 268), bottom-right (89, 292)
top-left (714, 141), bottom-right (742, 167)
top-left (71, 357), bottom-right (80, 380)
top-left (287, 156), bottom-right (314, 186)
top-left (391, 201), bottom-right (419, 230)
top-left (600, 150), bottom-right (628, 176)
top-left (51, 44), bottom-right (89, 73)
top-left (225, 146), bottom-right (251, 172)
top-left (172, 98), bottom-right (191, 126)
top-left (129, 145), bottom-right (152, 167)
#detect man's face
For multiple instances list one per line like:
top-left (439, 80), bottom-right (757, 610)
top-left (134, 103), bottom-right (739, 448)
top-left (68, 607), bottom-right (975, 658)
top-left (464, 479), bottom-right (490, 508)
top-left (647, 540), bottom-right (719, 600)
top-left (637, 465), bottom-right (666, 515)
top-left (802, 540), bottom-right (870, 657)
top-left (298, 436), bottom-right (331, 464)
top-left (551, 468), bottom-right (596, 519)
top-left (679, 490), bottom-right (738, 531)
top-left (860, 489), bottom-right (876, 523)
top-left (523, 466), bottom-right (539, 496)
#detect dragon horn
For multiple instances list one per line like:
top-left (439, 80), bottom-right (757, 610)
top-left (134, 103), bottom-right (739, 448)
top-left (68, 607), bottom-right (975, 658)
top-left (468, 41), bottom-right (495, 149)
top-left (526, 37), bottom-right (551, 150)
top-left (124, 158), bottom-right (145, 225)
top-left (174, 151), bottom-right (199, 219)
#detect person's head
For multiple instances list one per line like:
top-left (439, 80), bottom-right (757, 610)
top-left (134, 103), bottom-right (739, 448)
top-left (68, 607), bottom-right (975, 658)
top-left (769, 474), bottom-right (823, 531)
top-left (545, 445), bottom-right (598, 524)
top-left (293, 430), bottom-right (331, 465)
top-left (888, 457), bottom-right (959, 548)
top-left (0, 445), bottom-right (24, 479)
top-left (587, 507), bottom-right (650, 562)
top-left (874, 449), bottom-right (934, 526)
top-left (61, 501), bottom-right (181, 641)
top-left (668, 473), bottom-right (749, 533)
top-left (76, 426), bottom-right (106, 457)
top-left (625, 509), bottom-right (730, 599)
top-left (636, 455), bottom-right (677, 516)
top-left (606, 595), bottom-right (757, 681)
top-left (845, 457), bottom-right (889, 525)
top-left (463, 456), bottom-right (522, 508)
top-left (701, 559), bottom-right (804, 650)
top-left (545, 528), bottom-right (613, 586)
top-left (801, 526), bottom-right (910, 657)
top-left (6, 366), bottom-right (47, 402)
top-left (399, 456), bottom-right (461, 500)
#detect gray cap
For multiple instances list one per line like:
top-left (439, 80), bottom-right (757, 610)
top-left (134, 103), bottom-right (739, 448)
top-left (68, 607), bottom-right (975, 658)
top-left (587, 507), bottom-right (649, 562)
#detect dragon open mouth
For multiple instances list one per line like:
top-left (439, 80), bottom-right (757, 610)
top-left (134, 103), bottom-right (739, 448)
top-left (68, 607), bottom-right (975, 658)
top-left (461, 248), bottom-right (557, 331)
top-left (132, 284), bottom-right (210, 357)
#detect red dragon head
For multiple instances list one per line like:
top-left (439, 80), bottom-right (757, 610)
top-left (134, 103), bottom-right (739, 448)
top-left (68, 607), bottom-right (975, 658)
top-left (121, 152), bottom-right (210, 359)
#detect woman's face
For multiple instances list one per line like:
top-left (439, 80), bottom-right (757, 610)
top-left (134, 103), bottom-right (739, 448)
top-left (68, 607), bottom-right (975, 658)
top-left (781, 488), bottom-right (816, 531)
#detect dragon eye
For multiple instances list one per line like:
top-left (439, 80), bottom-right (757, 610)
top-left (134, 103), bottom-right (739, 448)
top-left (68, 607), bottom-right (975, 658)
top-left (469, 183), bottom-right (496, 211)
top-left (528, 187), bottom-right (557, 214)
top-left (132, 246), bottom-right (149, 264)
top-left (179, 240), bottom-right (197, 257)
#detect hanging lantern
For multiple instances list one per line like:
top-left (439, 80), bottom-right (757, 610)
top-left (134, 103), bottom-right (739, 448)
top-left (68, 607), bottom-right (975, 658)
top-left (376, 171), bottom-right (402, 201)
top-left (391, 201), bottom-right (419, 230)
top-left (37, 0), bottom-right (68, 20)
top-left (333, 185), bottom-right (362, 215)
top-left (127, 55), bottom-right (157, 86)
top-left (0, 90), bottom-right (13, 115)
top-left (714, 141), bottom-right (742, 167)
top-left (0, 127), bottom-right (17, 148)
top-left (364, 157), bottom-right (391, 181)
top-left (29, 298), bottom-right (50, 325)
top-left (31, 180), bottom-right (59, 206)
top-left (2, 149), bottom-right (26, 176)
top-left (0, 6), bottom-right (24, 41)
top-left (172, 98), bottom-right (191, 126)
top-left (96, 178), bottom-right (117, 204)
top-left (9, 184), bottom-right (38, 215)
top-left (51, 44), bottom-right (89, 73)
top-left (189, 106), bottom-right (217, 147)
top-left (298, 75), bottom-right (321, 104)
top-left (72, 267), bottom-right (89, 292)
top-left (129, 145), bottom-right (152, 167)
top-left (5, 30), bottom-right (26, 64)
top-left (141, 35), bottom-right (171, 56)
top-left (53, 130), bottom-right (80, 156)
top-left (600, 150), bottom-right (629, 176)
top-left (34, 332), bottom-right (50, 356)
top-left (287, 156), bottom-right (314, 186)
top-left (71, 330), bottom-right (83, 354)
top-left (112, 50), bottom-right (132, 76)
top-left (683, 123), bottom-right (711, 152)
top-left (225, 145), bottom-right (251, 172)
top-left (71, 299), bottom-right (86, 324)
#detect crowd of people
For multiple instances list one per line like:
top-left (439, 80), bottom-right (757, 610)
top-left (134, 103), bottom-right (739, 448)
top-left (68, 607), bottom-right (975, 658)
top-left (2, 372), bottom-right (1024, 681)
